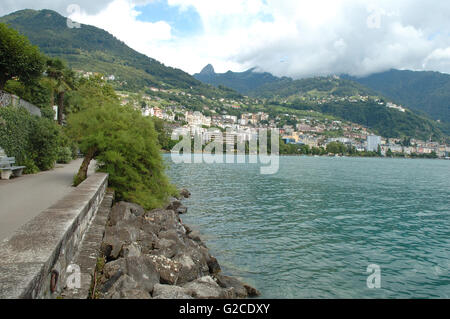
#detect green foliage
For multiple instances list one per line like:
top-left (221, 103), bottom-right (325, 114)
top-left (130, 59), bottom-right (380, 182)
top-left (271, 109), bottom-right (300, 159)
top-left (0, 106), bottom-right (61, 171)
top-left (326, 141), bottom-right (347, 154)
top-left (0, 106), bottom-right (32, 164)
top-left (0, 22), bottom-right (45, 89)
top-left (67, 102), bottom-right (176, 209)
top-left (65, 75), bottom-right (118, 114)
top-left (0, 9), bottom-right (238, 98)
top-left (348, 69), bottom-right (450, 123)
top-left (29, 117), bottom-right (60, 170)
top-left (288, 100), bottom-right (445, 141)
top-left (57, 146), bottom-right (73, 164)
top-left (152, 117), bottom-right (178, 151)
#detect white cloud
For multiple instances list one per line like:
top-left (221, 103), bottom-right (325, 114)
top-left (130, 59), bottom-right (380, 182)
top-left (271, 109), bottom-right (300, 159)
top-left (3, 0), bottom-right (450, 77)
top-left (69, 0), bottom-right (172, 55)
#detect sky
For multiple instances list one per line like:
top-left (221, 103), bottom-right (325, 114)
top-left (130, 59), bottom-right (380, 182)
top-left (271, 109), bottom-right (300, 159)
top-left (2, 0), bottom-right (450, 78)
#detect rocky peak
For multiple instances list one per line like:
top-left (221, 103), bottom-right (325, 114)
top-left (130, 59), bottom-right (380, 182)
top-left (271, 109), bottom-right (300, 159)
top-left (200, 64), bottom-right (215, 75)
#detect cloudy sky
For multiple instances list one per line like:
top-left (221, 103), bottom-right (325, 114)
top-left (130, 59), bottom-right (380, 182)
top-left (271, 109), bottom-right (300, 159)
top-left (2, 0), bottom-right (450, 78)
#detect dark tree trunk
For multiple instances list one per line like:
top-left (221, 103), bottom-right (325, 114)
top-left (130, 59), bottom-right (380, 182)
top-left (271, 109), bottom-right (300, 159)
top-left (74, 146), bottom-right (97, 186)
top-left (57, 91), bottom-right (65, 125)
top-left (0, 77), bottom-right (7, 91)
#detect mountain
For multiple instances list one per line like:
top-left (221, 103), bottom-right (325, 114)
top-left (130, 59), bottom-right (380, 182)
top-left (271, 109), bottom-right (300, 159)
top-left (194, 65), bottom-right (282, 95)
top-left (195, 65), bottom-right (448, 141)
top-left (346, 69), bottom-right (450, 124)
top-left (0, 9), bottom-right (236, 96)
top-left (194, 65), bottom-right (379, 98)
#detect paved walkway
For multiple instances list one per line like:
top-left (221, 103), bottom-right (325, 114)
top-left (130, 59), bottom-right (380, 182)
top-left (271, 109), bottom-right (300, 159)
top-left (0, 159), bottom-right (96, 241)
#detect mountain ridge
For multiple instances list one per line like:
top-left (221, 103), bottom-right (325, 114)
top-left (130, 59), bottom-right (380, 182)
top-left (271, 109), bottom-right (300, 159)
top-left (0, 9), bottom-right (237, 97)
top-left (345, 69), bottom-right (450, 123)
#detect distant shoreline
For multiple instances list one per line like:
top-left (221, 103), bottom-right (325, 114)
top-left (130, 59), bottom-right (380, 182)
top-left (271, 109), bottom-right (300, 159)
top-left (161, 151), bottom-right (446, 160)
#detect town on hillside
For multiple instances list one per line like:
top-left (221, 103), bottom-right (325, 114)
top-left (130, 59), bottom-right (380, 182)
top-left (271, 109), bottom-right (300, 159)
top-left (106, 81), bottom-right (450, 158)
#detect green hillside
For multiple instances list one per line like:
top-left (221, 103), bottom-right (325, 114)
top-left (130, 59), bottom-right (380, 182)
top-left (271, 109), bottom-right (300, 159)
top-left (346, 69), bottom-right (450, 124)
top-left (194, 64), bottom-right (378, 98)
top-left (194, 65), bottom-right (447, 141)
top-left (194, 64), bottom-right (282, 95)
top-left (0, 9), bottom-right (239, 98)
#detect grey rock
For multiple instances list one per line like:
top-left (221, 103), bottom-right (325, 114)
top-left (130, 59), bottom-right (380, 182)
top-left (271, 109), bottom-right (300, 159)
top-left (112, 289), bottom-right (152, 299)
top-left (215, 275), bottom-right (248, 298)
top-left (244, 284), bottom-right (261, 297)
top-left (207, 256), bottom-right (221, 275)
top-left (188, 230), bottom-right (203, 244)
top-left (152, 284), bottom-right (193, 299)
top-left (147, 255), bottom-right (182, 285)
top-left (174, 245), bottom-right (210, 284)
top-left (101, 257), bottom-right (160, 293)
top-left (108, 202), bottom-right (143, 226)
top-left (180, 189), bottom-right (191, 198)
top-left (120, 242), bottom-right (141, 258)
top-left (166, 198), bottom-right (182, 211)
top-left (176, 205), bottom-right (188, 215)
top-left (125, 256), bottom-right (160, 292)
top-left (183, 276), bottom-right (233, 299)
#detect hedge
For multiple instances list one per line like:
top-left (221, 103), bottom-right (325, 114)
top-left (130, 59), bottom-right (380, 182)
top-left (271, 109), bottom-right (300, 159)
top-left (0, 105), bottom-right (62, 173)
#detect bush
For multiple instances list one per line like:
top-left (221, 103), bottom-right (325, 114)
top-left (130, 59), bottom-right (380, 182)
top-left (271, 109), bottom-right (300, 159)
top-left (67, 103), bottom-right (177, 209)
top-left (29, 117), bottom-right (60, 170)
top-left (57, 146), bottom-right (73, 164)
top-left (0, 105), bottom-right (61, 172)
top-left (0, 106), bottom-right (33, 164)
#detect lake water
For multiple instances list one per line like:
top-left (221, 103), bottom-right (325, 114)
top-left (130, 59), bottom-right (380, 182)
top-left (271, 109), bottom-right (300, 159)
top-left (165, 155), bottom-right (450, 298)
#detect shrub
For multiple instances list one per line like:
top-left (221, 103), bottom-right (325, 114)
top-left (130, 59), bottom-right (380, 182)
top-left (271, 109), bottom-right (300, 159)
top-left (29, 117), bottom-right (60, 170)
top-left (67, 102), bottom-right (177, 209)
top-left (0, 106), bottom-right (33, 164)
top-left (0, 105), bottom-right (61, 172)
top-left (57, 146), bottom-right (73, 164)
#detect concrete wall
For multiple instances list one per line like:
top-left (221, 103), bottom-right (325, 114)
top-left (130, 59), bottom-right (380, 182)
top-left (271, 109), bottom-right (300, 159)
top-left (0, 173), bottom-right (108, 299)
top-left (0, 90), bottom-right (42, 117)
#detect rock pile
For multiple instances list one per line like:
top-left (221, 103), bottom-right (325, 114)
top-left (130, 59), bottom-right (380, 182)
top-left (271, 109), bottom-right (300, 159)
top-left (97, 191), bottom-right (260, 299)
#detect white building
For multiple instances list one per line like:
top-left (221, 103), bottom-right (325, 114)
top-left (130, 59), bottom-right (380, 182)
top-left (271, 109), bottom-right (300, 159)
top-left (367, 135), bottom-right (382, 152)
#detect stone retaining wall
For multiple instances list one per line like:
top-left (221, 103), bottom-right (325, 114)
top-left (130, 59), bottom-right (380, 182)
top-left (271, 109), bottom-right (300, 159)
top-left (0, 90), bottom-right (42, 117)
top-left (0, 173), bottom-right (108, 299)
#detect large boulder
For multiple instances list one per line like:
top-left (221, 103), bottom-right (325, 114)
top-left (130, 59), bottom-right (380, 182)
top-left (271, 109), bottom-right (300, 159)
top-left (243, 284), bottom-right (261, 297)
top-left (144, 209), bottom-right (184, 235)
top-left (215, 275), bottom-right (248, 298)
top-left (174, 244), bottom-right (210, 284)
top-left (183, 276), bottom-right (234, 299)
top-left (147, 255), bottom-right (182, 285)
top-left (180, 189), bottom-right (191, 198)
top-left (108, 202), bottom-right (145, 226)
top-left (152, 284), bottom-right (193, 299)
top-left (101, 257), bottom-right (160, 294)
top-left (111, 289), bottom-right (152, 299)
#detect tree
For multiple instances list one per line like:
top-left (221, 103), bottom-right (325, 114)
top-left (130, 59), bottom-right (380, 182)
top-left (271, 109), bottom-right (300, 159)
top-left (386, 148), bottom-right (393, 157)
top-left (67, 102), bottom-right (177, 209)
top-left (45, 58), bottom-right (75, 124)
top-left (0, 23), bottom-right (44, 90)
top-left (326, 141), bottom-right (346, 154)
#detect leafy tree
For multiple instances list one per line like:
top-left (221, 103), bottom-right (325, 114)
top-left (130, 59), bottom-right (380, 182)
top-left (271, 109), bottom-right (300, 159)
top-left (386, 148), bottom-right (393, 157)
top-left (326, 141), bottom-right (346, 154)
top-left (0, 106), bottom-right (61, 172)
top-left (45, 58), bottom-right (75, 124)
top-left (0, 23), bottom-right (44, 89)
top-left (67, 102), bottom-right (177, 209)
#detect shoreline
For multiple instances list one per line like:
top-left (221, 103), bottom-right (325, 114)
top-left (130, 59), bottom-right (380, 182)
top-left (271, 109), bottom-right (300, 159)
top-left (162, 151), bottom-right (447, 160)
top-left (94, 191), bottom-right (260, 299)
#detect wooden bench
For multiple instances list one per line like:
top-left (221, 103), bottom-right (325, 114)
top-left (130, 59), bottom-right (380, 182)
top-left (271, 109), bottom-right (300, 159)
top-left (0, 157), bottom-right (26, 180)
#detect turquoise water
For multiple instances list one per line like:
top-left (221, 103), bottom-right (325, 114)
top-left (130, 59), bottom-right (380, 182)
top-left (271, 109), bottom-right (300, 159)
top-left (165, 155), bottom-right (450, 298)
